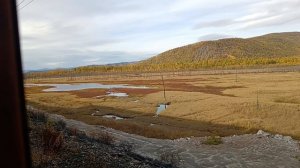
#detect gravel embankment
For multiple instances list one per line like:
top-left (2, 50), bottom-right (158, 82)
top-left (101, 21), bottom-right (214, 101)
top-left (28, 113), bottom-right (171, 168)
top-left (28, 106), bottom-right (300, 168)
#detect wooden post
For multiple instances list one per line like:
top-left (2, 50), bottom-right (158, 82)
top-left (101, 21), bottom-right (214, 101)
top-left (235, 68), bottom-right (238, 83)
top-left (256, 89), bottom-right (259, 110)
top-left (161, 74), bottom-right (167, 102)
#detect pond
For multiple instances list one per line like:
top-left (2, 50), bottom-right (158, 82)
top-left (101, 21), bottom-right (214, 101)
top-left (107, 92), bottom-right (128, 97)
top-left (156, 104), bottom-right (168, 115)
top-left (25, 83), bottom-right (148, 92)
top-left (102, 115), bottom-right (124, 120)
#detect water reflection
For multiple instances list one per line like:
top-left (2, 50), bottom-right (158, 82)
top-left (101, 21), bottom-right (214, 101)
top-left (156, 104), bottom-right (168, 115)
top-left (25, 83), bottom-right (148, 92)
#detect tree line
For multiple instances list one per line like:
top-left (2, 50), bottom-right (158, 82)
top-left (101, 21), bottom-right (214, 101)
top-left (25, 56), bottom-right (300, 78)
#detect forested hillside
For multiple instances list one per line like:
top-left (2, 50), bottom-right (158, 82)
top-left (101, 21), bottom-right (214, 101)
top-left (26, 32), bottom-right (300, 78)
top-left (146, 32), bottom-right (300, 63)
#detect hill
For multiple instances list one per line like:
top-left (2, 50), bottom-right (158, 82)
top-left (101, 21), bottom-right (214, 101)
top-left (145, 32), bottom-right (300, 64)
top-left (25, 32), bottom-right (300, 78)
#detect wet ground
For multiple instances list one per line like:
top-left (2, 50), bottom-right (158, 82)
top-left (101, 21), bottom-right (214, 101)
top-left (156, 104), bottom-right (168, 115)
top-left (25, 83), bottom-right (148, 92)
top-left (25, 71), bottom-right (300, 141)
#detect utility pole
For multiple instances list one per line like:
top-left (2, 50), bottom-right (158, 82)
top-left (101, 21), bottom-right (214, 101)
top-left (235, 69), bottom-right (238, 83)
top-left (161, 74), bottom-right (167, 102)
top-left (256, 89), bottom-right (259, 110)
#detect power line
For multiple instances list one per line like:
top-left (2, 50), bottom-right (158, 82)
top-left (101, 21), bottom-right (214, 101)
top-left (17, 0), bottom-right (25, 7)
top-left (17, 0), bottom-right (26, 7)
top-left (18, 0), bottom-right (35, 11)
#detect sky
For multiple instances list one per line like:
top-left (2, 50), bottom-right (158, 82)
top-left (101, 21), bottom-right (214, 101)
top-left (18, 0), bottom-right (300, 70)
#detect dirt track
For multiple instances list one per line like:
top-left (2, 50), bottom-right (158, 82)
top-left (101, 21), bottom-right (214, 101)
top-left (47, 112), bottom-right (300, 168)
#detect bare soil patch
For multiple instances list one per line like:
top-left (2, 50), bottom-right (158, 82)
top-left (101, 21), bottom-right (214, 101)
top-left (70, 89), bottom-right (107, 98)
top-left (111, 88), bottom-right (159, 96)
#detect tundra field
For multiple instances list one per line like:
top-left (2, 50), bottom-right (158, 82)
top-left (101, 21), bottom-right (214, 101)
top-left (25, 69), bottom-right (300, 140)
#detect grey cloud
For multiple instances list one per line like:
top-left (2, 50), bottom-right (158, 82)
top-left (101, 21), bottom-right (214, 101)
top-left (194, 0), bottom-right (300, 30)
top-left (18, 0), bottom-right (300, 70)
top-left (195, 19), bottom-right (235, 29)
top-left (198, 34), bottom-right (234, 41)
top-left (20, 19), bottom-right (123, 51)
top-left (22, 48), bottom-right (154, 70)
top-left (19, 0), bottom-right (181, 71)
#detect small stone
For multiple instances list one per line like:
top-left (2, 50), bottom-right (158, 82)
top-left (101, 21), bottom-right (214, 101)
top-left (257, 130), bottom-right (270, 136)
top-left (274, 134), bottom-right (283, 139)
top-left (283, 136), bottom-right (293, 143)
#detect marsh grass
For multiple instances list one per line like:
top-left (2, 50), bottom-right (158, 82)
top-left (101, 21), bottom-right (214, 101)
top-left (203, 136), bottom-right (223, 145)
top-left (274, 96), bottom-right (300, 104)
top-left (228, 102), bottom-right (300, 139)
top-left (25, 72), bottom-right (300, 140)
top-left (27, 101), bottom-right (251, 139)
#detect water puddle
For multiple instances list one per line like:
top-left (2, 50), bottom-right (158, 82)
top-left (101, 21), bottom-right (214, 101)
top-left (25, 83), bottom-right (148, 92)
top-left (156, 104), bottom-right (168, 115)
top-left (91, 110), bottom-right (100, 116)
top-left (102, 114), bottom-right (124, 120)
top-left (91, 111), bottom-right (126, 120)
top-left (106, 92), bottom-right (128, 97)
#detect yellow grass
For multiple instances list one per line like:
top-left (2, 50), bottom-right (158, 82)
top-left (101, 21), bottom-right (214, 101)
top-left (25, 71), bottom-right (300, 139)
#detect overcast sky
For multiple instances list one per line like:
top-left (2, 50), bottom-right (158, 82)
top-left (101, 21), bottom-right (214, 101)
top-left (18, 0), bottom-right (300, 70)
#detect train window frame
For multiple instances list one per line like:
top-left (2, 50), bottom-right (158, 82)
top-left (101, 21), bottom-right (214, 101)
top-left (0, 0), bottom-right (31, 167)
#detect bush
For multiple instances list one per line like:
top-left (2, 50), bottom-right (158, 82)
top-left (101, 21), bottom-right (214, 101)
top-left (55, 119), bottom-right (66, 131)
top-left (28, 110), bottom-right (48, 123)
top-left (99, 132), bottom-right (115, 145)
top-left (67, 127), bottom-right (78, 136)
top-left (42, 127), bottom-right (64, 154)
top-left (90, 132), bottom-right (115, 145)
top-left (203, 136), bottom-right (223, 145)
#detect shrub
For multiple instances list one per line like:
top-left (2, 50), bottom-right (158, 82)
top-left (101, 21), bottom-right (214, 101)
top-left (28, 110), bottom-right (48, 123)
top-left (91, 132), bottom-right (115, 145)
top-left (203, 136), bottom-right (223, 145)
top-left (67, 127), bottom-right (78, 136)
top-left (46, 120), bottom-right (55, 127)
top-left (99, 132), bottom-right (115, 145)
top-left (55, 119), bottom-right (66, 131)
top-left (42, 127), bottom-right (64, 154)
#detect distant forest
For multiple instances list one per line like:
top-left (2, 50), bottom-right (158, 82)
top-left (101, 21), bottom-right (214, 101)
top-left (26, 56), bottom-right (300, 78)
top-left (26, 32), bottom-right (300, 78)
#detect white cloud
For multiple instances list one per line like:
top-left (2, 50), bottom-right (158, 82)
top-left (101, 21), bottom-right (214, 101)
top-left (18, 0), bottom-right (300, 70)
top-left (195, 0), bottom-right (300, 30)
top-left (198, 34), bottom-right (234, 41)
